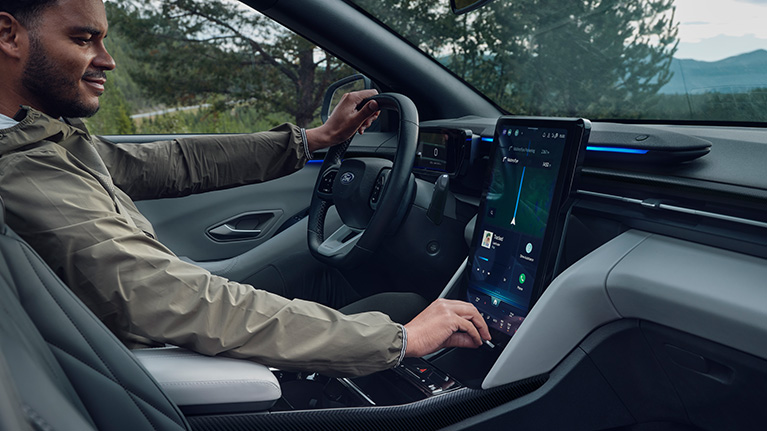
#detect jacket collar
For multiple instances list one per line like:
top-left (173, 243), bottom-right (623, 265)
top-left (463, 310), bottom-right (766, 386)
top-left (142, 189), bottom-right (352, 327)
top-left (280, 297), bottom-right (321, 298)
top-left (0, 106), bottom-right (90, 156)
top-left (0, 106), bottom-right (113, 183)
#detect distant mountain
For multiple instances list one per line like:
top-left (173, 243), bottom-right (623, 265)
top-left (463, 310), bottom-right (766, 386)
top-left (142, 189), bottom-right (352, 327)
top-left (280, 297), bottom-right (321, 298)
top-left (660, 50), bottom-right (767, 94)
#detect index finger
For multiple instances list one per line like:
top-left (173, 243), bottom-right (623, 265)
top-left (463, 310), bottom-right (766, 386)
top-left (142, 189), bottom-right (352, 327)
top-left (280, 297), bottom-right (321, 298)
top-left (449, 313), bottom-right (484, 347)
top-left (465, 306), bottom-right (491, 341)
top-left (440, 299), bottom-right (492, 341)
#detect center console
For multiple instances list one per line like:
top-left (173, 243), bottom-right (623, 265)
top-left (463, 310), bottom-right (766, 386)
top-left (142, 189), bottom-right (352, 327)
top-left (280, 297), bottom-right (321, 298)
top-left (270, 116), bottom-right (590, 409)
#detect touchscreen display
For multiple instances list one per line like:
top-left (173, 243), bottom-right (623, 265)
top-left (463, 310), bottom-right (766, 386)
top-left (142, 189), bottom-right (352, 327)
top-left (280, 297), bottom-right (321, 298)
top-left (466, 118), bottom-right (588, 337)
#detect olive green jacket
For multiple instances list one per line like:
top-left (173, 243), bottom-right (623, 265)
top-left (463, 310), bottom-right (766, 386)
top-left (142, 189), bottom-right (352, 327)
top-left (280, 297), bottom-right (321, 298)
top-left (0, 107), bottom-right (404, 377)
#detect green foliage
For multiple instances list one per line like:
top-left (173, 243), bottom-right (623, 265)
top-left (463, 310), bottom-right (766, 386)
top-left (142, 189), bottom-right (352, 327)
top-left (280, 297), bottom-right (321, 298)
top-left (104, 0), bottom-right (353, 128)
top-left (87, 0), bottom-right (766, 135)
top-left (358, 0), bottom-right (678, 119)
top-left (85, 68), bottom-right (136, 135)
top-left (645, 88), bottom-right (767, 123)
top-left (134, 103), bottom-right (294, 135)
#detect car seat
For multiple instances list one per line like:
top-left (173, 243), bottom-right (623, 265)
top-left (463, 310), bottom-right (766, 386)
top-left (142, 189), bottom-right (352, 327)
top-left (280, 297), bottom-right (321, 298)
top-left (0, 196), bottom-right (189, 430)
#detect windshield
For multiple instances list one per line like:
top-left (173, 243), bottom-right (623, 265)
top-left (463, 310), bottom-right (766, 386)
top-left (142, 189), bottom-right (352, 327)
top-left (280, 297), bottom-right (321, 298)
top-left (351, 0), bottom-right (767, 123)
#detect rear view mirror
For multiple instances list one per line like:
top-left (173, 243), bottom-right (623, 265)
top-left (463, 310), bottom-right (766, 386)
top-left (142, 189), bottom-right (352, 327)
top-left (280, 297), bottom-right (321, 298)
top-left (450, 0), bottom-right (494, 15)
top-left (320, 74), bottom-right (373, 123)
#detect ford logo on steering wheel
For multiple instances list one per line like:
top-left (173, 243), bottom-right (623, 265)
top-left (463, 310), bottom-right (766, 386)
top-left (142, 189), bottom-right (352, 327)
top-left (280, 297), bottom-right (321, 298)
top-left (340, 172), bottom-right (355, 185)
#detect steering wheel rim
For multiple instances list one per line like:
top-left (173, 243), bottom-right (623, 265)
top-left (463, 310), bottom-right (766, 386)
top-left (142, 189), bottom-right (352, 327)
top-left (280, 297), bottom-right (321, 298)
top-left (307, 93), bottom-right (419, 268)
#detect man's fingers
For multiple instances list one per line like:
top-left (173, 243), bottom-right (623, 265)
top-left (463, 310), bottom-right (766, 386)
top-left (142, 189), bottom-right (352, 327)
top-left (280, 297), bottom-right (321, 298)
top-left (358, 111), bottom-right (379, 135)
top-left (356, 99), bottom-right (379, 121)
top-left (443, 332), bottom-right (483, 349)
top-left (355, 99), bottom-right (379, 135)
top-left (438, 299), bottom-right (491, 341)
top-left (450, 314), bottom-right (483, 346)
top-left (359, 98), bottom-right (379, 114)
top-left (465, 309), bottom-right (492, 341)
top-left (404, 298), bottom-right (493, 357)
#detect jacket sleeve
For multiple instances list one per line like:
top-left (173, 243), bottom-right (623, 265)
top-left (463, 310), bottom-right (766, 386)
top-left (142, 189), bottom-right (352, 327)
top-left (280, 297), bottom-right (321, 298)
top-left (94, 123), bottom-right (309, 201)
top-left (0, 145), bottom-right (404, 377)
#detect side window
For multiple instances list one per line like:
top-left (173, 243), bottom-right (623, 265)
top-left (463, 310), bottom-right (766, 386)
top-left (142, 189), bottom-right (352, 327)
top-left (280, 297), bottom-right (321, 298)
top-left (88, 0), bottom-right (355, 135)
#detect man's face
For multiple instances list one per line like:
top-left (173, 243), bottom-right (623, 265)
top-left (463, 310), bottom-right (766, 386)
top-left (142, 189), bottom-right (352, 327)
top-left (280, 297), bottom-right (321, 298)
top-left (20, 0), bottom-right (115, 118)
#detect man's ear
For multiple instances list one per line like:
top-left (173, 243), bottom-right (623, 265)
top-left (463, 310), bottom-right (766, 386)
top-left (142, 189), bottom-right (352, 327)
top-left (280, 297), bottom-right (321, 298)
top-left (0, 13), bottom-right (25, 59)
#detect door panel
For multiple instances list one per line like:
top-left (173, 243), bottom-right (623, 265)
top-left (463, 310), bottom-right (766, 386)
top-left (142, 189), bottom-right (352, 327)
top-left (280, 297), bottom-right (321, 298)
top-left (135, 163), bottom-right (321, 261)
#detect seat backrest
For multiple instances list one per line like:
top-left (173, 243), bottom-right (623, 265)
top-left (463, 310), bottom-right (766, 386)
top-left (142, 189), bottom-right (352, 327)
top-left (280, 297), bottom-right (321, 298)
top-left (0, 197), bottom-right (189, 431)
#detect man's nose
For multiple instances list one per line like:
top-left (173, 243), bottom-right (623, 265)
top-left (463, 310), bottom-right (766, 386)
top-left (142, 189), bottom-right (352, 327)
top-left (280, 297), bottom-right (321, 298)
top-left (94, 43), bottom-right (116, 71)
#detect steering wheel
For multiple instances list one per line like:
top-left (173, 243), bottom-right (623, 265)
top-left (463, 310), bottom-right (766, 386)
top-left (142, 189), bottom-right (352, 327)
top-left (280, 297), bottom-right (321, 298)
top-left (307, 93), bottom-right (419, 268)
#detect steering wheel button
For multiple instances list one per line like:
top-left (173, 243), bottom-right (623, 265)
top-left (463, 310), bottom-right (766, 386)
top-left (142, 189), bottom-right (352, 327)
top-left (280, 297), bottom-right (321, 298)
top-left (319, 171), bottom-right (338, 194)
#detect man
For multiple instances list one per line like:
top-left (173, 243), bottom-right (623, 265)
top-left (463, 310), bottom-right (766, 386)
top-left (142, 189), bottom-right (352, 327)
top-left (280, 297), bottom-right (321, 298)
top-left (0, 0), bottom-right (490, 377)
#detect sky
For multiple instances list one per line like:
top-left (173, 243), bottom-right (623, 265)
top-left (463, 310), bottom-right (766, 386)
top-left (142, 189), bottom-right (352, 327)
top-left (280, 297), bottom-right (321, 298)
top-left (674, 0), bottom-right (767, 61)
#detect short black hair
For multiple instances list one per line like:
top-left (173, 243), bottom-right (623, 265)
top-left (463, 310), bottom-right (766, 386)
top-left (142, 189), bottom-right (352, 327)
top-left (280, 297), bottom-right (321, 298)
top-left (0, 0), bottom-right (59, 27)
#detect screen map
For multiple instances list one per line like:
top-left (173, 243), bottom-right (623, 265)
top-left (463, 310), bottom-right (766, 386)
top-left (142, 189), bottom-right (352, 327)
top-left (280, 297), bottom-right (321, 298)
top-left (467, 124), bottom-right (568, 336)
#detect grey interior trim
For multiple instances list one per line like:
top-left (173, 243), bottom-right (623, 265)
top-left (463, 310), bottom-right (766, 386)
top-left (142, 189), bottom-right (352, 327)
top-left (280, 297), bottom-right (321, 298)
top-left (438, 258), bottom-right (468, 299)
top-left (608, 234), bottom-right (767, 361)
top-left (464, 214), bottom-right (477, 247)
top-left (317, 224), bottom-right (363, 257)
top-left (436, 215), bottom-right (476, 299)
top-left (134, 347), bottom-right (281, 412)
top-left (482, 230), bottom-right (649, 388)
top-left (136, 165), bottom-right (321, 261)
top-left (483, 229), bottom-right (767, 388)
top-left (577, 189), bottom-right (767, 229)
top-left (182, 207), bottom-right (342, 282)
top-left (206, 210), bottom-right (283, 242)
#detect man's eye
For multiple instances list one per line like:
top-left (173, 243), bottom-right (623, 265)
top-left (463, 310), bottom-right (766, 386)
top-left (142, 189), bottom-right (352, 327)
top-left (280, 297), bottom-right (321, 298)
top-left (74, 38), bottom-right (92, 45)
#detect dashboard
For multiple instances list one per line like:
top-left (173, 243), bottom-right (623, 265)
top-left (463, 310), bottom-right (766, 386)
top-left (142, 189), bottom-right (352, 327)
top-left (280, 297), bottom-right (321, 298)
top-left (124, 111), bottom-right (767, 430)
top-left (352, 114), bottom-right (767, 429)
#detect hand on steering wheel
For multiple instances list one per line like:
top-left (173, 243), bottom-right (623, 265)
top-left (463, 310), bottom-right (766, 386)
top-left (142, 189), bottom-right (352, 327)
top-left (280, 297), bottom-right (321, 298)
top-left (307, 93), bottom-right (419, 268)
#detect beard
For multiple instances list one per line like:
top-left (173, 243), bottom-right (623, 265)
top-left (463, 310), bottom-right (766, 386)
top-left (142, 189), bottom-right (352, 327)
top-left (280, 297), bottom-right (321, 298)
top-left (22, 34), bottom-right (103, 118)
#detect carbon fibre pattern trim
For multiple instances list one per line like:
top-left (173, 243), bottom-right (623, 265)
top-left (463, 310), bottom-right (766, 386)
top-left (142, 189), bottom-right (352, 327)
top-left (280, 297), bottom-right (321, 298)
top-left (187, 375), bottom-right (546, 431)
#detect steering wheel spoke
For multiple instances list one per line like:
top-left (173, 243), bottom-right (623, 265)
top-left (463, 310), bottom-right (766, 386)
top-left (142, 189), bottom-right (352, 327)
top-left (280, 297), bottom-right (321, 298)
top-left (308, 93), bottom-right (419, 268)
top-left (317, 224), bottom-right (364, 258)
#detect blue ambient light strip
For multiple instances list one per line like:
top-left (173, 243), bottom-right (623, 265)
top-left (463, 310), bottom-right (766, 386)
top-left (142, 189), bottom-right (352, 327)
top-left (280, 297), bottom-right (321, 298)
top-left (586, 146), bottom-right (649, 154)
top-left (481, 137), bottom-right (494, 142)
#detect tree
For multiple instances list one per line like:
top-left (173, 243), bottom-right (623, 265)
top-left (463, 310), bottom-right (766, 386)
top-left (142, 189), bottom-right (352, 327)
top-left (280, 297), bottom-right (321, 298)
top-left (356, 0), bottom-right (678, 119)
top-left (106, 0), bottom-right (354, 128)
top-left (515, 0), bottom-right (678, 118)
top-left (86, 78), bottom-right (136, 135)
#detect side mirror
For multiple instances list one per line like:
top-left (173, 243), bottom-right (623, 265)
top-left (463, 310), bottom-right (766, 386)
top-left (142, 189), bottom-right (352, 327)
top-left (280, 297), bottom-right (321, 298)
top-left (320, 74), bottom-right (373, 123)
top-left (450, 0), bottom-right (494, 15)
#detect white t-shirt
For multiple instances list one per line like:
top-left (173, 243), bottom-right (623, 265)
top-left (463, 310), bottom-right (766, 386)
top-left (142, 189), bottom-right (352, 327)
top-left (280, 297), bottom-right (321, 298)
top-left (0, 113), bottom-right (19, 129)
